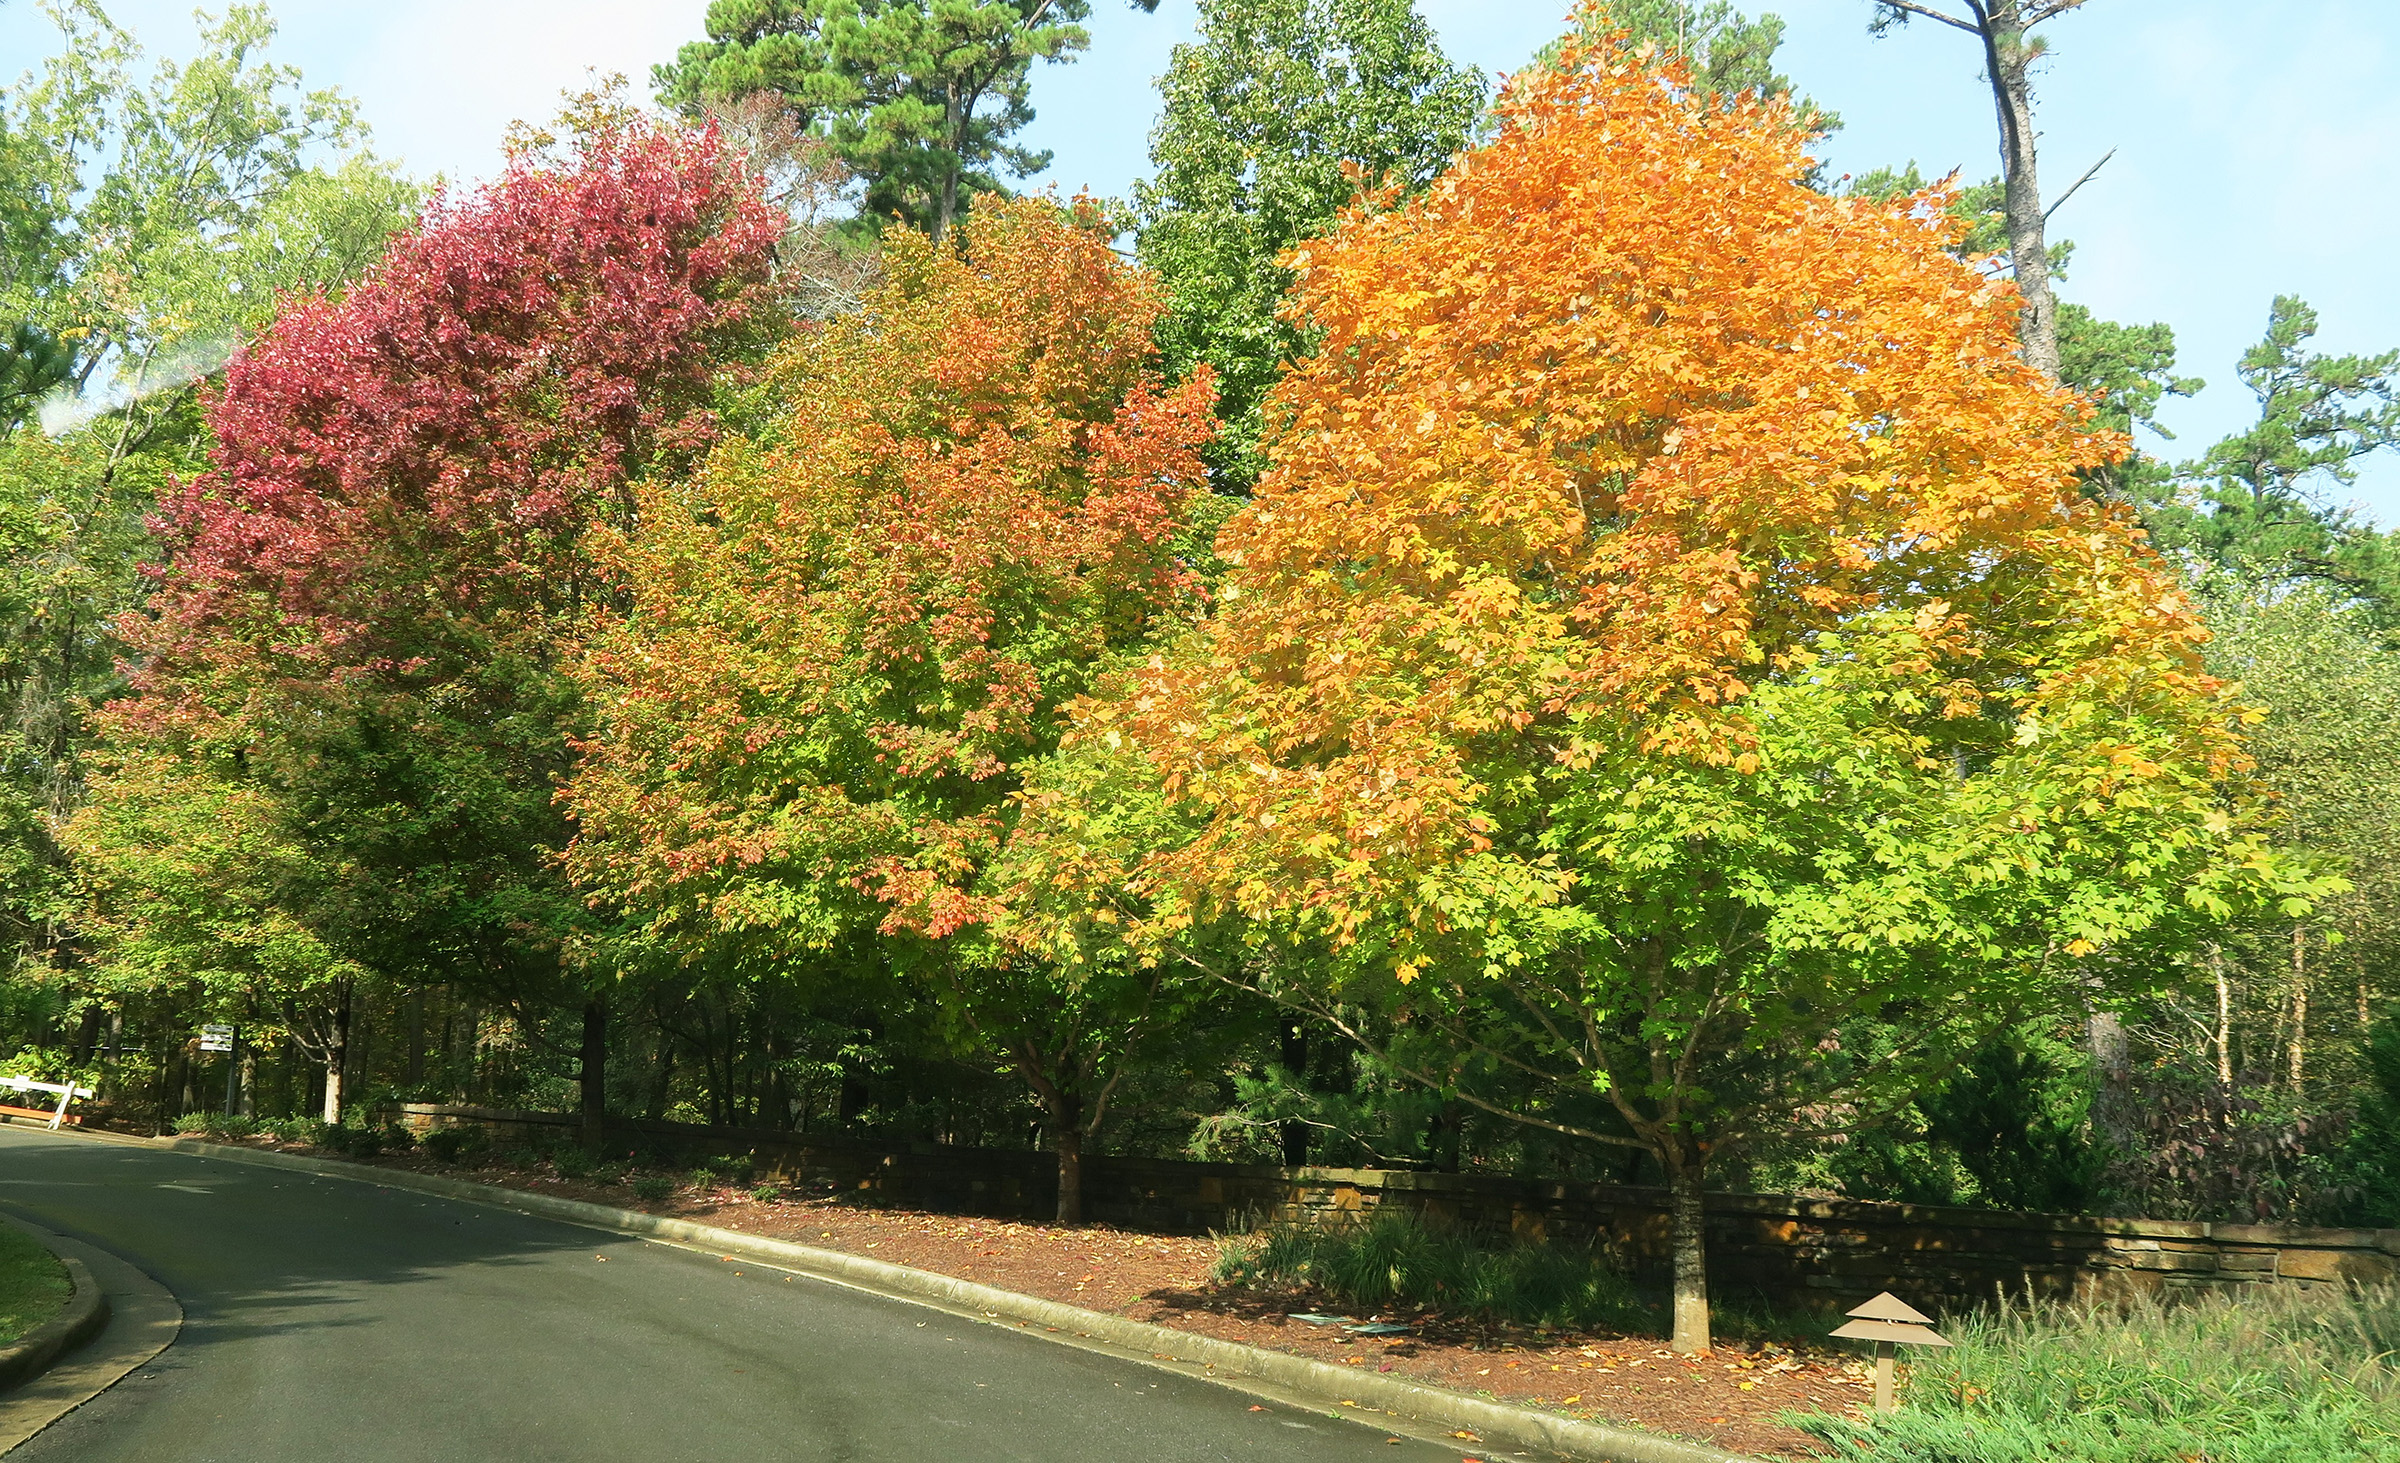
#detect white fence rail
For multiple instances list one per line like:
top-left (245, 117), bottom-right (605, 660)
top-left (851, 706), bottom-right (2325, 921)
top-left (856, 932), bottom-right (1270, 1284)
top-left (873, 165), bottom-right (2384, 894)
top-left (0, 1073), bottom-right (94, 1129)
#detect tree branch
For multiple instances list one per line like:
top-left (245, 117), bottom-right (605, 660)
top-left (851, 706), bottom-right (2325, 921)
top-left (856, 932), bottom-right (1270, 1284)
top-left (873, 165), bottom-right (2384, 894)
top-left (2042, 146), bottom-right (2115, 222)
top-left (1877, 1), bottom-right (1982, 33)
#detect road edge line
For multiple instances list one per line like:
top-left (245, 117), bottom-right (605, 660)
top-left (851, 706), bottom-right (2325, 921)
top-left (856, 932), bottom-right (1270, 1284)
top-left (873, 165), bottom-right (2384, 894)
top-left (146, 1135), bottom-right (1757, 1463)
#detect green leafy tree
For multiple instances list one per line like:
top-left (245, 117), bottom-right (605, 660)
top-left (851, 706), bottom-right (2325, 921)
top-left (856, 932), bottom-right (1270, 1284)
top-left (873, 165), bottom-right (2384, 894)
top-left (2147, 297), bottom-right (2400, 621)
top-left (1132, 0), bottom-right (1485, 491)
top-left (2193, 579), bottom-right (2400, 1100)
top-left (0, 4), bottom-right (415, 1068)
top-left (656, 0), bottom-right (1158, 245)
top-left (1545, 0), bottom-right (1838, 135)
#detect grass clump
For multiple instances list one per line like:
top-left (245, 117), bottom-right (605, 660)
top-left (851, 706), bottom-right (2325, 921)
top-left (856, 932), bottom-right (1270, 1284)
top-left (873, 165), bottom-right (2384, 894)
top-left (630, 1174), bottom-right (675, 1203)
top-left (1212, 1207), bottom-right (1654, 1334)
top-left (1794, 1283), bottom-right (2400, 1462)
top-left (0, 1223), bottom-right (69, 1346)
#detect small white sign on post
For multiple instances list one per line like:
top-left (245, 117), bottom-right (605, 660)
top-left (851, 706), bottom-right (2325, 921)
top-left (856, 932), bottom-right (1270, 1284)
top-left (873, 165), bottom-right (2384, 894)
top-left (0, 1072), bottom-right (95, 1130)
top-left (199, 1024), bottom-right (235, 1053)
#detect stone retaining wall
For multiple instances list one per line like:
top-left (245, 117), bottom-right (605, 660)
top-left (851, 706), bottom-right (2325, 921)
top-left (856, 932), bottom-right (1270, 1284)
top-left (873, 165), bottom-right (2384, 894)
top-left (396, 1103), bottom-right (2400, 1315)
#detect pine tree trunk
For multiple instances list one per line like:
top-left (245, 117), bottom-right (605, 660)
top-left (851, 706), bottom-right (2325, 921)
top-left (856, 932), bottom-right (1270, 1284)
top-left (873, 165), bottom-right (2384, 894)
top-left (1980, 8), bottom-right (2059, 377)
top-left (933, 83), bottom-right (962, 248)
top-left (1665, 1140), bottom-right (1711, 1354)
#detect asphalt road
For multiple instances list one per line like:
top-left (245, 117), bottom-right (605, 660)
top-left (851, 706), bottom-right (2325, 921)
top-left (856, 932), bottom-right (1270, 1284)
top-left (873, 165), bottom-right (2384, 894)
top-left (0, 1127), bottom-right (1472, 1462)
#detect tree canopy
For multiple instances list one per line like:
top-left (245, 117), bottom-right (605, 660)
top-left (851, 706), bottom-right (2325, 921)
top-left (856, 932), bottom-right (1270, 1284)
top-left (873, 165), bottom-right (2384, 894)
top-left (1079, 18), bottom-right (2297, 1352)
top-left (1134, 0), bottom-right (1485, 492)
top-left (75, 116), bottom-right (784, 1121)
top-left (561, 195), bottom-right (1218, 1215)
top-left (657, 0), bottom-right (1158, 244)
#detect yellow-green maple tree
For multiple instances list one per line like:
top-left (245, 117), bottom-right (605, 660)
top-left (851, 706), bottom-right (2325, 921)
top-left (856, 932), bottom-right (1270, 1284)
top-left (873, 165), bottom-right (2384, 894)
top-left (1072, 12), bottom-right (2305, 1350)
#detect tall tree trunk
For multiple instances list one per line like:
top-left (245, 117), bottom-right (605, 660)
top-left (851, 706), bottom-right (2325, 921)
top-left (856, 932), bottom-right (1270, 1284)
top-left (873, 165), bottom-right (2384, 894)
top-left (70, 1005), bottom-right (101, 1063)
top-left (1665, 1137), bottom-right (1711, 1354)
top-left (2288, 925), bottom-right (2308, 1092)
top-left (579, 998), bottom-right (608, 1153)
top-left (406, 992), bottom-right (426, 1089)
top-left (1980, 8), bottom-right (2059, 377)
top-left (321, 993), bottom-right (351, 1125)
top-left (933, 82), bottom-right (963, 248)
top-left (101, 1006), bottom-right (123, 1100)
top-left (2212, 945), bottom-right (2233, 1087)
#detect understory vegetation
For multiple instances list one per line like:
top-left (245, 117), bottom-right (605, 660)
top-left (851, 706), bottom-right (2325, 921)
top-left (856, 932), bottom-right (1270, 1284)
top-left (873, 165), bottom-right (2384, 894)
top-left (1212, 1209), bottom-right (1658, 1335)
top-left (1796, 1285), bottom-right (2400, 1463)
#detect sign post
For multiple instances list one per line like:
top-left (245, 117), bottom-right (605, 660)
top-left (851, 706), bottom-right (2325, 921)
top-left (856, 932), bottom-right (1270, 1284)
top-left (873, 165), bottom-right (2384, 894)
top-left (201, 1024), bottom-right (238, 1116)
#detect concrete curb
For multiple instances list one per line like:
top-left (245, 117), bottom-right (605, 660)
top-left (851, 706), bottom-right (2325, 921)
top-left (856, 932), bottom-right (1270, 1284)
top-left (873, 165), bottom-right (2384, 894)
top-left (154, 1136), bottom-right (1756, 1463)
top-left (0, 1245), bottom-right (110, 1393)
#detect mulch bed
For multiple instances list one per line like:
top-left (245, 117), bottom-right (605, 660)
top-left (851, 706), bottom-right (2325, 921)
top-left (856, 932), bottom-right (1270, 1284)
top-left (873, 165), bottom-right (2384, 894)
top-left (204, 1135), bottom-right (1877, 1457)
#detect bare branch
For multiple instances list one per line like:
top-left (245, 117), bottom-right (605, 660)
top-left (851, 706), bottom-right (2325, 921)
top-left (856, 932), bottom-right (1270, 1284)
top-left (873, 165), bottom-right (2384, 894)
top-left (1877, 1), bottom-right (1983, 34)
top-left (2043, 146), bottom-right (2115, 222)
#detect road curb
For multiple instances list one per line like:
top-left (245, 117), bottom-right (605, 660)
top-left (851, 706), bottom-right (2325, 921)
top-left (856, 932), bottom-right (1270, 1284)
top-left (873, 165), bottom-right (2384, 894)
top-left (0, 1240), bottom-right (109, 1393)
top-left (153, 1136), bottom-right (1755, 1463)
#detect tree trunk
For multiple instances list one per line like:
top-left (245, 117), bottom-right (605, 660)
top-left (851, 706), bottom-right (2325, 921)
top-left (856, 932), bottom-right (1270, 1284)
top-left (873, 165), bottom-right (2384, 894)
top-left (579, 997), bottom-right (609, 1153)
top-left (933, 83), bottom-right (962, 248)
top-left (101, 1006), bottom-right (123, 1100)
top-left (1981, 9), bottom-right (2059, 377)
top-left (2289, 925), bottom-right (2308, 1092)
top-left (321, 996), bottom-right (351, 1125)
top-left (2212, 945), bottom-right (2233, 1087)
top-left (406, 992), bottom-right (426, 1089)
top-left (1054, 1113), bottom-right (1085, 1226)
top-left (1665, 1139), bottom-right (1711, 1353)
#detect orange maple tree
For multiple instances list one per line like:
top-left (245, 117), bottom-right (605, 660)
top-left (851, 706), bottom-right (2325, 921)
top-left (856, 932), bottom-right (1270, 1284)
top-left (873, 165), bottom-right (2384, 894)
top-left (562, 195), bottom-right (1218, 1220)
top-left (1071, 14), bottom-right (2300, 1350)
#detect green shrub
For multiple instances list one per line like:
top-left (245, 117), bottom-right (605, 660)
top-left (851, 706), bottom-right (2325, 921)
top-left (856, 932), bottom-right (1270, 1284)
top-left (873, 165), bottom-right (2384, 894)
top-left (1792, 1283), bottom-right (2400, 1462)
top-left (750, 1183), bottom-right (783, 1202)
top-left (422, 1128), bottom-right (486, 1163)
top-left (319, 1123), bottom-right (384, 1159)
top-left (170, 1112), bottom-right (258, 1140)
top-left (631, 1174), bottom-right (675, 1202)
top-left (1212, 1208), bottom-right (1654, 1333)
top-left (262, 1116), bottom-right (328, 1145)
top-left (551, 1144), bottom-right (604, 1179)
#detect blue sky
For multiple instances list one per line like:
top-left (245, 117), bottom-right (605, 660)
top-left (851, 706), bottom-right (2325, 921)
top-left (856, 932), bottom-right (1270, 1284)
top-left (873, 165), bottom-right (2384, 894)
top-left (7, 0), bottom-right (2394, 522)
